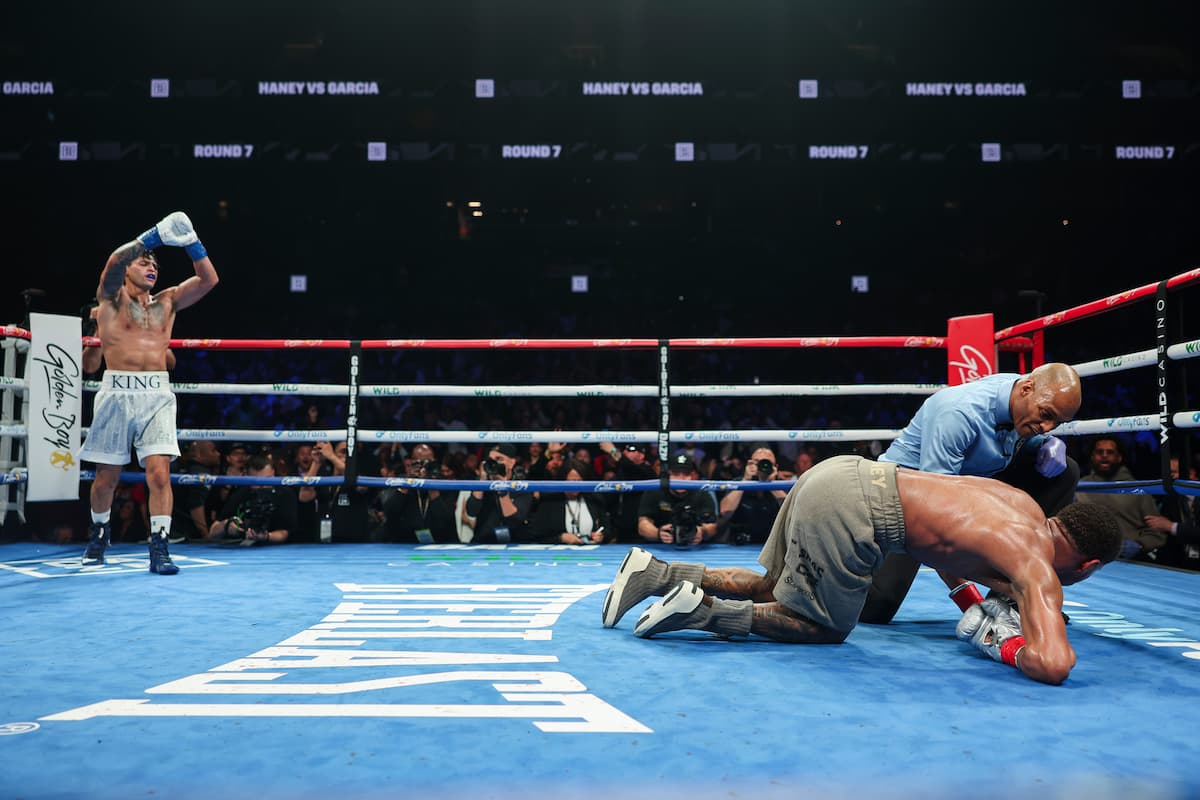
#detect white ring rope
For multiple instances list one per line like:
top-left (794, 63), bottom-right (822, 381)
top-left (1070, 349), bottom-right (1157, 378)
top-left (1173, 411), bottom-right (1200, 430)
top-left (1167, 338), bottom-right (1200, 361)
top-left (357, 429), bottom-right (904, 444)
top-left (7, 415), bottom-right (1200, 441)
top-left (56, 380), bottom-right (947, 399)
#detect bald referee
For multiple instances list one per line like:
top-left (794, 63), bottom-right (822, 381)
top-left (862, 363), bottom-right (1083, 623)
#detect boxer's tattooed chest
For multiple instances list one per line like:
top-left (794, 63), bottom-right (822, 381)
top-left (127, 298), bottom-right (168, 329)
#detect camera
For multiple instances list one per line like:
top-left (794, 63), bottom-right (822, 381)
top-left (409, 458), bottom-right (436, 478)
top-left (484, 460), bottom-right (526, 482)
top-left (755, 459), bottom-right (776, 480)
top-left (670, 502), bottom-right (714, 548)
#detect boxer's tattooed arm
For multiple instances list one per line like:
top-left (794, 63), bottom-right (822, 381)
top-left (99, 240), bottom-right (146, 298)
top-left (751, 604), bottom-right (842, 643)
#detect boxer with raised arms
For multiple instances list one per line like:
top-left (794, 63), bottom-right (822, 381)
top-left (79, 212), bottom-right (218, 574)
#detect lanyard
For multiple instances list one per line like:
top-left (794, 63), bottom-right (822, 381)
top-left (565, 498), bottom-right (585, 533)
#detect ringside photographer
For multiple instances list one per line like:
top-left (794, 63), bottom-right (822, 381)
top-left (637, 454), bottom-right (718, 547)
top-left (719, 446), bottom-right (789, 545)
top-left (464, 443), bottom-right (533, 543)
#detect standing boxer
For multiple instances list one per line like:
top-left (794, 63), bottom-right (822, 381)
top-left (79, 212), bottom-right (219, 574)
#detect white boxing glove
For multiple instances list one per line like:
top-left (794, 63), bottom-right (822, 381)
top-left (155, 211), bottom-right (199, 246)
top-left (956, 597), bottom-right (1026, 666)
top-left (137, 211), bottom-right (207, 260)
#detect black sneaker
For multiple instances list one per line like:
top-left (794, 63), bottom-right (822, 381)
top-left (82, 522), bottom-right (111, 566)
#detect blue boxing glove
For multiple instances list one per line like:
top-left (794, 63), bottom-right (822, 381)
top-left (137, 211), bottom-right (207, 261)
top-left (956, 597), bottom-right (1026, 667)
top-left (1035, 436), bottom-right (1067, 478)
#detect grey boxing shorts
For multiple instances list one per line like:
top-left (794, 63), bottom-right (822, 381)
top-left (78, 370), bottom-right (180, 467)
top-left (758, 455), bottom-right (907, 633)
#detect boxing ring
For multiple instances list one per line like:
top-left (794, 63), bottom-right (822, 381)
top-left (1, 267), bottom-right (1199, 799)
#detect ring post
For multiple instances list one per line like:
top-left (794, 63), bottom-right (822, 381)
top-left (658, 339), bottom-right (670, 492)
top-left (946, 314), bottom-right (996, 385)
top-left (334, 340), bottom-right (365, 541)
top-left (1155, 281), bottom-right (1173, 495)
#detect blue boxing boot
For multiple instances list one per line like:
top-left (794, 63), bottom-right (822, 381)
top-left (147, 532), bottom-right (179, 575)
top-left (82, 521), bottom-right (110, 566)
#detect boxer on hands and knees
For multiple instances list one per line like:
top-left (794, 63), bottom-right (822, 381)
top-left (79, 212), bottom-right (218, 574)
top-left (864, 363), bottom-right (1083, 624)
top-left (603, 456), bottom-right (1120, 685)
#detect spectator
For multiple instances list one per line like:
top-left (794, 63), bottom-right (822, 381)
top-left (527, 440), bottom-right (567, 480)
top-left (207, 442), bottom-right (250, 531)
top-left (529, 460), bottom-right (611, 544)
top-left (637, 454), bottom-right (718, 546)
top-left (111, 496), bottom-right (148, 543)
top-left (378, 444), bottom-right (457, 543)
top-left (170, 439), bottom-right (220, 542)
top-left (1145, 455), bottom-right (1200, 569)
top-left (438, 403), bottom-right (469, 455)
top-left (225, 443), bottom-right (249, 476)
top-left (464, 444), bottom-right (533, 543)
top-left (718, 446), bottom-right (788, 545)
top-left (597, 442), bottom-right (658, 542)
top-left (1075, 437), bottom-right (1163, 560)
top-left (208, 453), bottom-right (299, 545)
top-left (299, 403), bottom-right (323, 430)
top-left (444, 453), bottom-right (477, 543)
top-left (292, 443), bottom-right (326, 541)
top-left (790, 447), bottom-right (820, 479)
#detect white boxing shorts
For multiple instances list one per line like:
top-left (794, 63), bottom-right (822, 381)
top-left (78, 370), bottom-right (179, 467)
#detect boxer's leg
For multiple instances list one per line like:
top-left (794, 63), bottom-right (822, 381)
top-left (857, 552), bottom-right (921, 625)
top-left (633, 581), bottom-right (844, 642)
top-left (634, 581), bottom-right (754, 639)
top-left (83, 463), bottom-right (122, 566)
top-left (143, 454), bottom-right (178, 575)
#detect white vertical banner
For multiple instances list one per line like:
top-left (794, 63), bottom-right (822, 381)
top-left (25, 312), bottom-right (83, 501)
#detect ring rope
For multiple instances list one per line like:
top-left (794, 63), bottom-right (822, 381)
top-left (4, 470), bottom-right (1198, 497)
top-left (78, 381), bottom-right (948, 399)
top-left (6, 414), bottom-right (1200, 442)
top-left (3, 276), bottom-right (1195, 511)
top-left (995, 266), bottom-right (1200, 340)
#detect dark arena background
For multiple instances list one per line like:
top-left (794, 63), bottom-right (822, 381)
top-left (2, 3), bottom-right (1199, 799)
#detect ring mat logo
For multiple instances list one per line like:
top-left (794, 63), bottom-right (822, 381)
top-left (0, 553), bottom-right (227, 579)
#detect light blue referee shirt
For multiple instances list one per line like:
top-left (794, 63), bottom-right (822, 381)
top-left (880, 373), bottom-right (1045, 476)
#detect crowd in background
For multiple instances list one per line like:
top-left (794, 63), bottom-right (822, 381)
top-left (5, 336), bottom-right (1196, 569)
top-left (14, 424), bottom-right (1199, 569)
